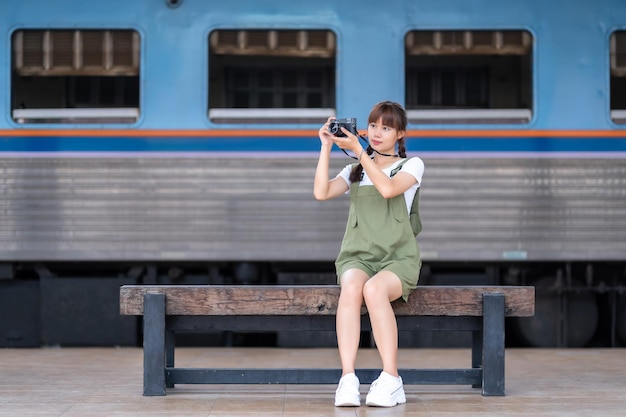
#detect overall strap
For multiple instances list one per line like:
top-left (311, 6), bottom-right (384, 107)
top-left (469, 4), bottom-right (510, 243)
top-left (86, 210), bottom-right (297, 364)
top-left (391, 158), bottom-right (422, 236)
top-left (390, 158), bottom-right (410, 177)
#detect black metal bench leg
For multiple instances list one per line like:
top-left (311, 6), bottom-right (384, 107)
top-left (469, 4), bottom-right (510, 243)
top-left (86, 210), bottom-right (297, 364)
top-left (143, 293), bottom-right (166, 396)
top-left (482, 292), bottom-right (505, 396)
top-left (471, 330), bottom-right (483, 388)
top-left (165, 330), bottom-right (175, 388)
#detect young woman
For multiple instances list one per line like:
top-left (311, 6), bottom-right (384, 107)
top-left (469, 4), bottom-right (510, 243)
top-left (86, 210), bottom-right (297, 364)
top-left (314, 101), bottom-right (424, 408)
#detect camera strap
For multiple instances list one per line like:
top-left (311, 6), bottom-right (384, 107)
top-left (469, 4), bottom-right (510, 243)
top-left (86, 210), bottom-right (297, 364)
top-left (340, 135), bottom-right (398, 159)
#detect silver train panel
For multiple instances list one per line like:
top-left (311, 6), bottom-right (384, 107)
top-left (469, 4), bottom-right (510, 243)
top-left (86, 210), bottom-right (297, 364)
top-left (2, 157), bottom-right (625, 262)
top-left (421, 158), bottom-right (626, 261)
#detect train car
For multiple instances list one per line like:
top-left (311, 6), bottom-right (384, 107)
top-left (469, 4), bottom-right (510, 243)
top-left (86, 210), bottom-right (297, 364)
top-left (1, 0), bottom-right (625, 348)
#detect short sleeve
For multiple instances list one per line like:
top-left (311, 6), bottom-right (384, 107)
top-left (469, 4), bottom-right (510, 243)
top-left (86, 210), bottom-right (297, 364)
top-left (334, 163), bottom-right (353, 187)
top-left (401, 157), bottom-right (425, 186)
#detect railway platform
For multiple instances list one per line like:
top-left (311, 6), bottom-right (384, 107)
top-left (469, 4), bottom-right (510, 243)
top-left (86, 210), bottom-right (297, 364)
top-left (0, 347), bottom-right (624, 416)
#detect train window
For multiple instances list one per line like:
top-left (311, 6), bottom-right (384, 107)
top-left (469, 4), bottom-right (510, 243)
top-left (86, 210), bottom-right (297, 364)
top-left (610, 31), bottom-right (626, 124)
top-left (405, 30), bottom-right (533, 124)
top-left (208, 29), bottom-right (336, 123)
top-left (11, 29), bottom-right (140, 124)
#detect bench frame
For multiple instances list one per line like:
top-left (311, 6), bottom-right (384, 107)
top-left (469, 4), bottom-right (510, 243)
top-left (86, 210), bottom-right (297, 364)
top-left (120, 285), bottom-right (535, 397)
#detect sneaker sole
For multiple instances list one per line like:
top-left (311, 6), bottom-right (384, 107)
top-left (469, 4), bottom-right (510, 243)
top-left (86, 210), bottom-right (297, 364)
top-left (365, 399), bottom-right (406, 407)
top-left (366, 393), bottom-right (406, 407)
top-left (335, 401), bottom-right (361, 407)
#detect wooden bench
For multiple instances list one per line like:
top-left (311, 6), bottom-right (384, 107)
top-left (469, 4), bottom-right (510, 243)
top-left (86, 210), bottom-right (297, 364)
top-left (119, 285), bottom-right (535, 397)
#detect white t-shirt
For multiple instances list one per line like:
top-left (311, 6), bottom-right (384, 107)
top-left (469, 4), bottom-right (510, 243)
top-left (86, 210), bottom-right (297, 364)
top-left (335, 157), bottom-right (425, 213)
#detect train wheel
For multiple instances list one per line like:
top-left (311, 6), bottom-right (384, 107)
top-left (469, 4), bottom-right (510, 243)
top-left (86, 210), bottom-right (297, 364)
top-left (512, 277), bottom-right (599, 347)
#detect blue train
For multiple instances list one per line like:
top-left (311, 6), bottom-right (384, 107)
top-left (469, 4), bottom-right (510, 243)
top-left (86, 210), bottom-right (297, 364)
top-left (1, 0), bottom-right (625, 348)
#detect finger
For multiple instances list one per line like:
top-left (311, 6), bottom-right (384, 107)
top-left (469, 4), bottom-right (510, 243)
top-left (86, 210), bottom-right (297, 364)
top-left (340, 127), bottom-right (356, 139)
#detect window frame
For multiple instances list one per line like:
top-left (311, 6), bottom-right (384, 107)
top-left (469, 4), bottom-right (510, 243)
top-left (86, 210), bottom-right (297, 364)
top-left (207, 29), bottom-right (337, 125)
top-left (610, 30), bottom-right (626, 124)
top-left (10, 28), bottom-right (142, 126)
top-left (404, 29), bottom-right (534, 126)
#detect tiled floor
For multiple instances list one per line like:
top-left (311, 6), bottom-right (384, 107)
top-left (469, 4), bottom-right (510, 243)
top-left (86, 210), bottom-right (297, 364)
top-left (0, 347), bottom-right (625, 416)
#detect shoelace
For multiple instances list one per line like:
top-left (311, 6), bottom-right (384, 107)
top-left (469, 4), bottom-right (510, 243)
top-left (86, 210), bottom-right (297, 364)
top-left (338, 377), bottom-right (358, 391)
top-left (369, 376), bottom-right (397, 392)
top-left (369, 379), bottom-right (382, 391)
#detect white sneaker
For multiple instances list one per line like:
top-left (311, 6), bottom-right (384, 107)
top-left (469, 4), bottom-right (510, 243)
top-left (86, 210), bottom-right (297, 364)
top-left (334, 373), bottom-right (361, 407)
top-left (365, 372), bottom-right (406, 407)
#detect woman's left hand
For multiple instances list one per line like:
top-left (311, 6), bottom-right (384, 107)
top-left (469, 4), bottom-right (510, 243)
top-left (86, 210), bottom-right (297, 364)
top-left (331, 127), bottom-right (363, 155)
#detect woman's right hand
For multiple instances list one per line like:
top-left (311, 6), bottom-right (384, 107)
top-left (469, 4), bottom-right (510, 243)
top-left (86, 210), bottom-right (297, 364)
top-left (318, 116), bottom-right (336, 147)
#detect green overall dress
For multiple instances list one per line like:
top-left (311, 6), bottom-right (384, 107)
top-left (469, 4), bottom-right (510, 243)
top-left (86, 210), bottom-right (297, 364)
top-left (335, 160), bottom-right (421, 302)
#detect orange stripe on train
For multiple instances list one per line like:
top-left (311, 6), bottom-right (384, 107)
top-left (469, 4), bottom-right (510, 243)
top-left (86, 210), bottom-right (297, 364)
top-left (0, 129), bottom-right (625, 138)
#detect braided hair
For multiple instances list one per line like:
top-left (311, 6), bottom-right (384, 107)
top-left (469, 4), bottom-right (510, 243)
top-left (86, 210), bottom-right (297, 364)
top-left (349, 101), bottom-right (408, 183)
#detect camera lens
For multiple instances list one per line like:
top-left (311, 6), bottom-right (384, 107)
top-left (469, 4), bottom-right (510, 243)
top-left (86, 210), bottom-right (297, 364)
top-left (328, 121), bottom-right (340, 135)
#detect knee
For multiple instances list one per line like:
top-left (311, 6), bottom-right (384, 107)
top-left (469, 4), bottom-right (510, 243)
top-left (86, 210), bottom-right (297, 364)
top-left (362, 280), bottom-right (386, 306)
top-left (339, 280), bottom-right (364, 306)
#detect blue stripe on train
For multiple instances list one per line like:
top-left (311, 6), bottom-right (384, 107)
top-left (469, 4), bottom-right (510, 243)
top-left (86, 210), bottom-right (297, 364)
top-left (1, 135), bottom-right (626, 153)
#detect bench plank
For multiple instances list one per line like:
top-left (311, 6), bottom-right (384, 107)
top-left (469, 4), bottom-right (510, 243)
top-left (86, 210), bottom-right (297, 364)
top-left (120, 285), bottom-right (535, 317)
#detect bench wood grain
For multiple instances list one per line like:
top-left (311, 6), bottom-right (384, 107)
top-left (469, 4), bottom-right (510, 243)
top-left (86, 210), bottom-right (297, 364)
top-left (120, 285), bottom-right (535, 317)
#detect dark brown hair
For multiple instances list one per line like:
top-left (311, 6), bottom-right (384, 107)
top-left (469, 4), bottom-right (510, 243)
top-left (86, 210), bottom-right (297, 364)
top-left (349, 101), bottom-right (408, 183)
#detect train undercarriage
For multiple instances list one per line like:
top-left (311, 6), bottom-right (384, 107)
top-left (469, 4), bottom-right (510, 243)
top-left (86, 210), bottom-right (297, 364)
top-left (2, 260), bottom-right (624, 349)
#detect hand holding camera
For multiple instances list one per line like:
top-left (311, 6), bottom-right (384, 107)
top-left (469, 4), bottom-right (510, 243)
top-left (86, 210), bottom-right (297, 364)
top-left (328, 118), bottom-right (358, 138)
top-left (318, 117), bottom-right (365, 160)
top-left (328, 117), bottom-right (363, 154)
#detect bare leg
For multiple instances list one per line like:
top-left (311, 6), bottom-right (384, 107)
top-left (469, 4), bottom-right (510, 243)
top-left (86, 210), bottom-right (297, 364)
top-left (336, 269), bottom-right (369, 375)
top-left (363, 270), bottom-right (403, 377)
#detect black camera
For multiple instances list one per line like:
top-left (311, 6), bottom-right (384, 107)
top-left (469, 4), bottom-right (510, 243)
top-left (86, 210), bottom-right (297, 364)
top-left (328, 117), bottom-right (358, 137)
